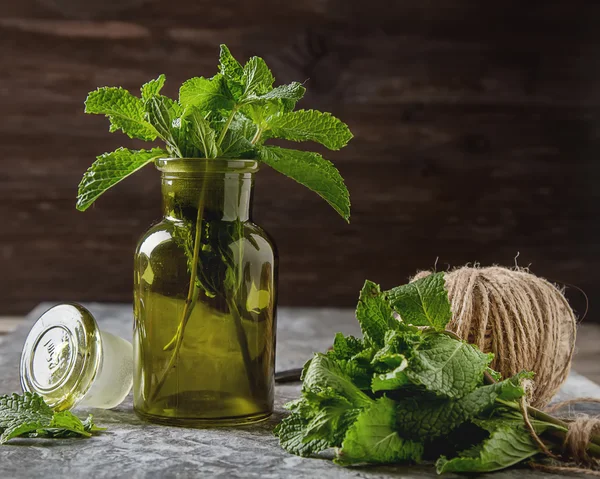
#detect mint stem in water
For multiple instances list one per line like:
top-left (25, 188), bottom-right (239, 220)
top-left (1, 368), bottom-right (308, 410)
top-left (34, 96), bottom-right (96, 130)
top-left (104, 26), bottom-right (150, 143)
top-left (150, 162), bottom-right (209, 402)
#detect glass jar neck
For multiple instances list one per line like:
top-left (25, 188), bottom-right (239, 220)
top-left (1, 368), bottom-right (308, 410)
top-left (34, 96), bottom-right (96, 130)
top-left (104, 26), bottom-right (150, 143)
top-left (158, 159), bottom-right (258, 223)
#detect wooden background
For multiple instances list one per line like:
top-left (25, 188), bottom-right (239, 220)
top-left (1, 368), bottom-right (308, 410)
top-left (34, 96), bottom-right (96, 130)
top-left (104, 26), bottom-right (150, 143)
top-left (1, 0), bottom-right (598, 320)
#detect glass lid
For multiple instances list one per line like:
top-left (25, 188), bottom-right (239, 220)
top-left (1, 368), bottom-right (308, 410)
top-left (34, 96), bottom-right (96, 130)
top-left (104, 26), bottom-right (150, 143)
top-left (20, 303), bottom-right (102, 411)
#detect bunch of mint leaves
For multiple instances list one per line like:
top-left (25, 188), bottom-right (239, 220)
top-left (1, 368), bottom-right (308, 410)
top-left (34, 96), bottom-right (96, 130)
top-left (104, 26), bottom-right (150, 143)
top-left (0, 392), bottom-right (103, 444)
top-left (275, 273), bottom-right (581, 473)
top-left (77, 44), bottom-right (352, 221)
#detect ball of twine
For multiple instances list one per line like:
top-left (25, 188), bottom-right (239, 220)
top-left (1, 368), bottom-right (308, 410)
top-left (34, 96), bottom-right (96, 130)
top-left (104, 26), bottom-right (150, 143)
top-left (412, 266), bottom-right (577, 407)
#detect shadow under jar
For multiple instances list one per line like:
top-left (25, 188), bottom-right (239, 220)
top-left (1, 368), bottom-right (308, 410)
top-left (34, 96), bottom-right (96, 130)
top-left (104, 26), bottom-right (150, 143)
top-left (133, 158), bottom-right (277, 426)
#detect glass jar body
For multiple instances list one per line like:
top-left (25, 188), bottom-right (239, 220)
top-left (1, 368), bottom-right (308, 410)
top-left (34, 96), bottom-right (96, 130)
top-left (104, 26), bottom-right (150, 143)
top-left (133, 159), bottom-right (277, 426)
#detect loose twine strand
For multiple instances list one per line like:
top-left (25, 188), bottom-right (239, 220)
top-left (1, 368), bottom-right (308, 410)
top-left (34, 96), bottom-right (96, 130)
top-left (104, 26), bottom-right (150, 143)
top-left (525, 396), bottom-right (600, 475)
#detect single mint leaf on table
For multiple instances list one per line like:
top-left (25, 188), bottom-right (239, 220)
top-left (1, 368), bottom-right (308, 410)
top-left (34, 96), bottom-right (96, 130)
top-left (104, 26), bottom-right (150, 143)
top-left (187, 107), bottom-right (219, 158)
top-left (395, 372), bottom-right (531, 441)
top-left (85, 87), bottom-right (157, 141)
top-left (335, 397), bottom-right (424, 466)
top-left (76, 147), bottom-right (167, 211)
top-left (47, 411), bottom-right (91, 437)
top-left (355, 280), bottom-right (398, 348)
top-left (386, 272), bottom-right (452, 331)
top-left (435, 420), bottom-right (542, 474)
top-left (257, 145), bottom-right (350, 221)
top-left (141, 74), bottom-right (166, 101)
top-left (405, 333), bottom-right (493, 398)
top-left (179, 75), bottom-right (235, 113)
top-left (0, 392), bottom-right (102, 444)
top-left (0, 392), bottom-right (54, 444)
top-left (265, 110), bottom-right (353, 150)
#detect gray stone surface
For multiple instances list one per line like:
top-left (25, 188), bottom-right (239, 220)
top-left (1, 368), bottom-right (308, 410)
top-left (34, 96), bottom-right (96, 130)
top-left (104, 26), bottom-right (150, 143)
top-left (0, 303), bottom-right (599, 478)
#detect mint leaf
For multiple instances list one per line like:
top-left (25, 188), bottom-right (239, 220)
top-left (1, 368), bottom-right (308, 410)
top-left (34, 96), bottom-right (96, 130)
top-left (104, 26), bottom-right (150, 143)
top-left (218, 44), bottom-right (244, 100)
top-left (255, 82), bottom-right (306, 111)
top-left (405, 333), bottom-right (493, 398)
top-left (257, 145), bottom-right (350, 221)
top-left (326, 334), bottom-right (374, 390)
top-left (274, 413), bottom-right (330, 457)
top-left (187, 108), bottom-right (218, 158)
top-left (328, 333), bottom-right (365, 361)
top-left (396, 374), bottom-right (529, 441)
top-left (266, 110), bottom-right (353, 150)
top-left (0, 392), bottom-right (53, 430)
top-left (371, 361), bottom-right (410, 392)
top-left (219, 44), bottom-right (244, 82)
top-left (82, 415), bottom-right (105, 433)
top-left (144, 96), bottom-right (187, 157)
top-left (301, 391), bottom-right (361, 447)
top-left (141, 74), bottom-right (166, 101)
top-left (242, 56), bottom-right (274, 96)
top-left (85, 87), bottom-right (157, 141)
top-left (0, 392), bottom-right (101, 444)
top-left (336, 397), bottom-right (424, 466)
top-left (371, 329), bottom-right (423, 368)
top-left (77, 147), bottom-right (167, 211)
top-left (44, 411), bottom-right (91, 438)
top-left (386, 272), bottom-right (452, 331)
top-left (219, 115), bottom-right (256, 157)
top-left (302, 354), bottom-right (373, 408)
top-left (356, 280), bottom-right (397, 348)
top-left (241, 101), bottom-right (281, 132)
top-left (0, 392), bottom-right (54, 444)
top-left (436, 422), bottom-right (541, 473)
top-left (179, 75), bottom-right (235, 112)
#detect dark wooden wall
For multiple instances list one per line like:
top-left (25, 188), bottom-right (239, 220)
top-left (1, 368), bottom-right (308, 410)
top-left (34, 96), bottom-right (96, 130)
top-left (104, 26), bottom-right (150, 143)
top-left (1, 0), bottom-right (599, 319)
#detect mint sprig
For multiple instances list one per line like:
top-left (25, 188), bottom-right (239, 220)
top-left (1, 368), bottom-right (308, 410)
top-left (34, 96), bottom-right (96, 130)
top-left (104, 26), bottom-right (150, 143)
top-left (0, 392), bottom-right (104, 444)
top-left (275, 275), bottom-right (596, 473)
top-left (79, 44), bottom-right (353, 220)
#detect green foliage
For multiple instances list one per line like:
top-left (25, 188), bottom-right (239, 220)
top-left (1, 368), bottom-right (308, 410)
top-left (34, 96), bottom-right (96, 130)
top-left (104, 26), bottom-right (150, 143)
top-left (274, 277), bottom-right (555, 473)
top-left (187, 108), bottom-right (218, 158)
top-left (76, 147), bottom-right (167, 211)
top-left (141, 74), bottom-right (166, 101)
top-left (355, 280), bottom-right (397, 348)
top-left (404, 333), bottom-right (493, 398)
top-left (179, 75), bottom-right (235, 112)
top-left (0, 393), bottom-right (103, 444)
top-left (395, 373), bottom-right (531, 441)
top-left (435, 421), bottom-right (542, 473)
top-left (265, 110), bottom-right (353, 150)
top-left (85, 87), bottom-right (157, 141)
top-left (257, 145), bottom-right (350, 222)
top-left (79, 44), bottom-right (352, 219)
top-left (336, 397), bottom-right (424, 466)
top-left (386, 273), bottom-right (452, 330)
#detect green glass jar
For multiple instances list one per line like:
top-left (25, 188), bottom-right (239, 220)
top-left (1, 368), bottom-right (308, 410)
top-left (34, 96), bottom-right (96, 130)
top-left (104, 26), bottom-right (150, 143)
top-left (133, 158), bottom-right (277, 426)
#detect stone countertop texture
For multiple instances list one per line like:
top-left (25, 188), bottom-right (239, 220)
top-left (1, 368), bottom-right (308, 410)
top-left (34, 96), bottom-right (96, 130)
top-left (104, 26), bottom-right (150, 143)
top-left (1, 303), bottom-right (599, 479)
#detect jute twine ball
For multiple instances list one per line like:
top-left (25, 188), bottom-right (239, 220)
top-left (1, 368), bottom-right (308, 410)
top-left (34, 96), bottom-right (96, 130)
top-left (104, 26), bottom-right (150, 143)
top-left (412, 266), bottom-right (577, 407)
